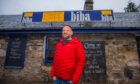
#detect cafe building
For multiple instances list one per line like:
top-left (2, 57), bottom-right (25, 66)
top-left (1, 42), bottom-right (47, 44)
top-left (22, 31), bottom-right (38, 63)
top-left (0, 0), bottom-right (140, 84)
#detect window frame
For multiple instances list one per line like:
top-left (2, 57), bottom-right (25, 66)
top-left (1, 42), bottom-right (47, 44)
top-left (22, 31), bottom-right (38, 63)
top-left (136, 36), bottom-right (140, 64)
top-left (4, 35), bottom-right (27, 69)
top-left (44, 36), bottom-right (60, 65)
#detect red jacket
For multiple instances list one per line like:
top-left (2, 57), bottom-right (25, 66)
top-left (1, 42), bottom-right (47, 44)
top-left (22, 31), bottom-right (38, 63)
top-left (50, 38), bottom-right (85, 84)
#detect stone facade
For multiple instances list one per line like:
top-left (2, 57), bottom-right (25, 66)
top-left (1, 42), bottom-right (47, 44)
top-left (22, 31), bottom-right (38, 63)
top-left (0, 34), bottom-right (45, 84)
top-left (0, 36), bottom-right (7, 81)
top-left (0, 33), bottom-right (139, 84)
top-left (75, 33), bottom-right (140, 84)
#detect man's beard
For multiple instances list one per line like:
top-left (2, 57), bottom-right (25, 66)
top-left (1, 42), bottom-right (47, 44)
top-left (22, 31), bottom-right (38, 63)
top-left (63, 36), bottom-right (70, 40)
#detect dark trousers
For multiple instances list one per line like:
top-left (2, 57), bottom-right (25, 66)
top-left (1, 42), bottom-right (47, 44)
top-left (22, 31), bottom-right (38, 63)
top-left (54, 77), bottom-right (71, 84)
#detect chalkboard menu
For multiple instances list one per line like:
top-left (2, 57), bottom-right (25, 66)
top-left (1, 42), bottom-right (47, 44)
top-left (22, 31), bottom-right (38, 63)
top-left (4, 35), bottom-right (27, 69)
top-left (82, 41), bottom-right (106, 80)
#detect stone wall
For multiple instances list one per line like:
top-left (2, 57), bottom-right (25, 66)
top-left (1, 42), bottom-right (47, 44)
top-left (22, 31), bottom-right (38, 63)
top-left (0, 35), bottom-right (7, 81)
top-left (22, 34), bottom-right (44, 83)
top-left (0, 34), bottom-right (45, 84)
top-left (74, 33), bottom-right (140, 84)
top-left (0, 33), bottom-right (140, 84)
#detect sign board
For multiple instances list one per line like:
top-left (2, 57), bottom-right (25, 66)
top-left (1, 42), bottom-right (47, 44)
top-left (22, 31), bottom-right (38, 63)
top-left (4, 35), bottom-right (27, 69)
top-left (82, 41), bottom-right (106, 81)
top-left (22, 10), bottom-right (114, 23)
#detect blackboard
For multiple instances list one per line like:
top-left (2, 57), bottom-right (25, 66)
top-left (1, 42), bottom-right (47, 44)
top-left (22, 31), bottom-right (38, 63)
top-left (4, 35), bottom-right (27, 69)
top-left (82, 41), bottom-right (106, 79)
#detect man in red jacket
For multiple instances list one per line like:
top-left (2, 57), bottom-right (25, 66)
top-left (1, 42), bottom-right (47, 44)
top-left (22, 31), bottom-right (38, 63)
top-left (50, 25), bottom-right (86, 84)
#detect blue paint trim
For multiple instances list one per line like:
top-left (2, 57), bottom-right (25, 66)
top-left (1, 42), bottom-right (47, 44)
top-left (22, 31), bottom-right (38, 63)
top-left (4, 36), bottom-right (11, 68)
top-left (137, 48), bottom-right (140, 64)
top-left (45, 37), bottom-right (52, 64)
top-left (21, 35), bottom-right (27, 68)
top-left (0, 29), bottom-right (140, 34)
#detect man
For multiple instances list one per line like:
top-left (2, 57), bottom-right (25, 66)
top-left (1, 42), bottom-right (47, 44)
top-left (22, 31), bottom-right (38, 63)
top-left (50, 25), bottom-right (86, 84)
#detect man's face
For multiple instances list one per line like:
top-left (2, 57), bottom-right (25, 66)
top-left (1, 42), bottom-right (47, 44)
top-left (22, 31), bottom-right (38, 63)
top-left (62, 26), bottom-right (73, 39)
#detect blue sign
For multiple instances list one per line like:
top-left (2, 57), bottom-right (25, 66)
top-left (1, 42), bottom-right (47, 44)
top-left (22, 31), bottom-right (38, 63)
top-left (22, 10), bottom-right (114, 23)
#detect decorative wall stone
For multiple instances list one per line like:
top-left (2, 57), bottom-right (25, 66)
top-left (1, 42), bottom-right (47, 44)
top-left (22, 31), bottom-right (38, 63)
top-left (0, 33), bottom-right (140, 84)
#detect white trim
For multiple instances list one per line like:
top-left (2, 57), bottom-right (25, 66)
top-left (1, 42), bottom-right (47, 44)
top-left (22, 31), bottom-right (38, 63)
top-left (43, 35), bottom-right (47, 63)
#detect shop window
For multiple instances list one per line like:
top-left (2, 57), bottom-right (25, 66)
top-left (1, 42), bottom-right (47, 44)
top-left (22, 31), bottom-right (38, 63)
top-left (136, 36), bottom-right (140, 64)
top-left (45, 37), bottom-right (60, 64)
top-left (4, 35), bottom-right (27, 69)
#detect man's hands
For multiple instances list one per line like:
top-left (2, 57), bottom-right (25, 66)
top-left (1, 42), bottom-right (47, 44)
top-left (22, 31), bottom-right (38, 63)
top-left (53, 76), bottom-right (56, 80)
top-left (70, 81), bottom-right (73, 84)
top-left (53, 76), bottom-right (72, 84)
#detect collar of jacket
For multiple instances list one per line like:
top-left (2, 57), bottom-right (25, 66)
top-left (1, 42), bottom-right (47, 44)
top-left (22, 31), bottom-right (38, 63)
top-left (59, 37), bottom-right (79, 44)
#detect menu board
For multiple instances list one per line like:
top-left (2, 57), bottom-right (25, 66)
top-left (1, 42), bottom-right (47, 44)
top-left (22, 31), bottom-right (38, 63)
top-left (4, 35), bottom-right (27, 69)
top-left (82, 41), bottom-right (106, 80)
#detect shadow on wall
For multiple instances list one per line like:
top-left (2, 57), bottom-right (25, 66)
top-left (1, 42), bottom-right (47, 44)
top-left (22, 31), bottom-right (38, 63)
top-left (124, 60), bottom-right (140, 82)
